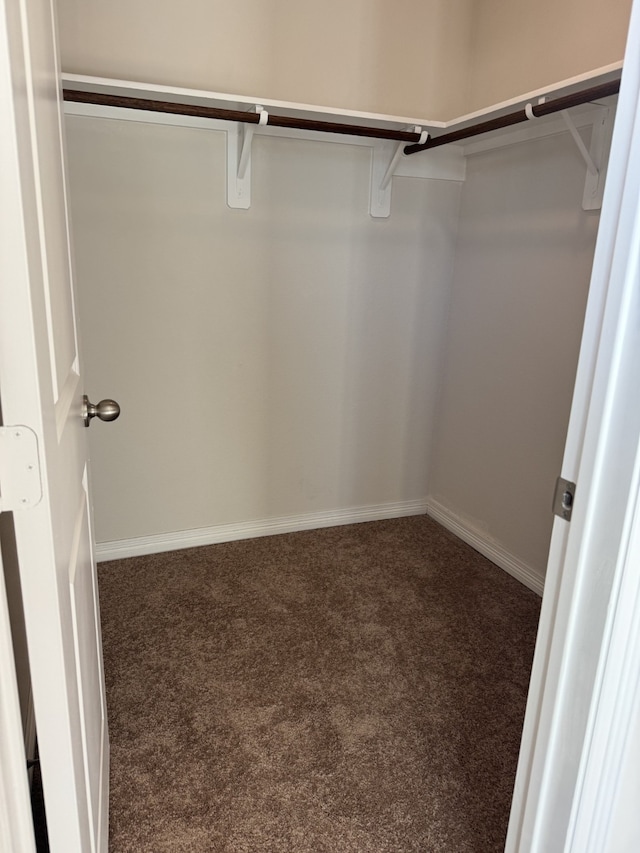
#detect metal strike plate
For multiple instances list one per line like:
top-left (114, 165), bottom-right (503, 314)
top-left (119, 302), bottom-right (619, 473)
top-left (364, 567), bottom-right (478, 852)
top-left (0, 426), bottom-right (42, 512)
top-left (553, 476), bottom-right (576, 521)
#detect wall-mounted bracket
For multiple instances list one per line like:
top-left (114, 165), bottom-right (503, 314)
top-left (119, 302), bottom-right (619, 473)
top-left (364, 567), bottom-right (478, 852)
top-left (561, 109), bottom-right (599, 177)
top-left (525, 98), bottom-right (613, 211)
top-left (578, 105), bottom-right (615, 211)
top-left (226, 105), bottom-right (268, 209)
top-left (369, 126), bottom-right (428, 218)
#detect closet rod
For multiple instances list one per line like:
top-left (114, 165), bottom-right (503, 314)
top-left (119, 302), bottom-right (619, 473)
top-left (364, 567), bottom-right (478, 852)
top-left (403, 79), bottom-right (620, 155)
top-left (62, 89), bottom-right (425, 143)
top-left (63, 78), bottom-right (620, 149)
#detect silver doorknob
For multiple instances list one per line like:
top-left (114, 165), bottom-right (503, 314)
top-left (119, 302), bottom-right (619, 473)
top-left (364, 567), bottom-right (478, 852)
top-left (83, 395), bottom-right (120, 427)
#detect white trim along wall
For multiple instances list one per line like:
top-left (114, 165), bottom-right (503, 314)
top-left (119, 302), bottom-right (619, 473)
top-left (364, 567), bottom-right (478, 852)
top-left (425, 498), bottom-right (544, 595)
top-left (95, 499), bottom-right (428, 562)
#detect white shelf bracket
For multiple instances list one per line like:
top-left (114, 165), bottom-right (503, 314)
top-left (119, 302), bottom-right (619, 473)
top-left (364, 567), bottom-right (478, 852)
top-left (370, 126), bottom-right (428, 218)
top-left (226, 105), bottom-right (268, 209)
top-left (561, 109), bottom-right (599, 177)
top-left (561, 105), bottom-right (615, 210)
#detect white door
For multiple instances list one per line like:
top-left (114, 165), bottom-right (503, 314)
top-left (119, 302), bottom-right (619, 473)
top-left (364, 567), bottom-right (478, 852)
top-left (0, 2), bottom-right (109, 852)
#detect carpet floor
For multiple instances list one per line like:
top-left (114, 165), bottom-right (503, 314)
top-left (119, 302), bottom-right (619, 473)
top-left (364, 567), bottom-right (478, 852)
top-left (98, 515), bottom-right (541, 852)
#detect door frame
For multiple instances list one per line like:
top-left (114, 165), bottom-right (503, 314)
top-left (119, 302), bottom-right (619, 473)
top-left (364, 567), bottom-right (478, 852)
top-left (0, 1), bottom-right (39, 846)
top-left (0, 548), bottom-right (37, 852)
top-left (506, 0), bottom-right (640, 848)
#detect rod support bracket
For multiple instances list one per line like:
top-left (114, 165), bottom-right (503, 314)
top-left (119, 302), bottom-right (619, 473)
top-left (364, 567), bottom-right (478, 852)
top-left (560, 109), bottom-right (599, 177)
top-left (580, 105), bottom-right (615, 210)
top-left (370, 126), bottom-right (428, 218)
top-left (227, 105), bottom-right (268, 209)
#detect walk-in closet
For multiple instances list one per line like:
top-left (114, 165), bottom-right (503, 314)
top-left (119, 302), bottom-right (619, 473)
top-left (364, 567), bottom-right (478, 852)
top-left (2, 1), bottom-right (637, 851)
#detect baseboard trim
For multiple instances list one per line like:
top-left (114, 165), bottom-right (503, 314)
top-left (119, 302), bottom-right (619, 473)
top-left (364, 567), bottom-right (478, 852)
top-left (96, 499), bottom-right (430, 562)
top-left (425, 497), bottom-right (544, 596)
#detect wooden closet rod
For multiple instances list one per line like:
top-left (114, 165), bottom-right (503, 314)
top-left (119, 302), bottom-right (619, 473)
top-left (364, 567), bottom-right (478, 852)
top-left (62, 89), bottom-right (424, 143)
top-left (403, 79), bottom-right (621, 155)
top-left (63, 78), bottom-right (620, 149)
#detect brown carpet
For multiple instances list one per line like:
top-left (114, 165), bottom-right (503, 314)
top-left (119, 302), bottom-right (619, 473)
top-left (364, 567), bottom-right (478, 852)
top-left (98, 515), bottom-right (540, 852)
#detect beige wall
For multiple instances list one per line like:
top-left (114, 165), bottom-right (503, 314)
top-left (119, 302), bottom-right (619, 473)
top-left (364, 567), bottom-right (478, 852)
top-left (65, 116), bottom-right (462, 543)
top-left (57, 1), bottom-right (631, 121)
top-left (466, 0), bottom-right (632, 113)
top-left (428, 130), bottom-right (600, 577)
top-left (56, 0), bottom-right (474, 120)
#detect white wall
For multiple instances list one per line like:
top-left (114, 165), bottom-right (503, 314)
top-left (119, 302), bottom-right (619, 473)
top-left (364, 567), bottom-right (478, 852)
top-left (56, 0), bottom-right (475, 120)
top-left (60, 0), bottom-right (619, 572)
top-left (428, 130), bottom-right (601, 579)
top-left (65, 116), bottom-right (462, 545)
top-left (65, 115), bottom-right (603, 578)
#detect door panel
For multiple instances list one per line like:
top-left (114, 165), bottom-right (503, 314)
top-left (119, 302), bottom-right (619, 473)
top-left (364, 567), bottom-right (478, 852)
top-left (23, 0), bottom-right (79, 402)
top-left (0, 1), bottom-right (109, 851)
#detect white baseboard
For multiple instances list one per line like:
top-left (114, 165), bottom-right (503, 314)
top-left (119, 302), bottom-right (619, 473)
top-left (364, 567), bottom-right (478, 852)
top-left (425, 497), bottom-right (544, 596)
top-left (96, 499), bottom-right (429, 562)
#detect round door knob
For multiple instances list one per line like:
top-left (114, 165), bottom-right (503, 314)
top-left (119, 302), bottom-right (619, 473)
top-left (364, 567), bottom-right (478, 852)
top-left (83, 395), bottom-right (121, 427)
